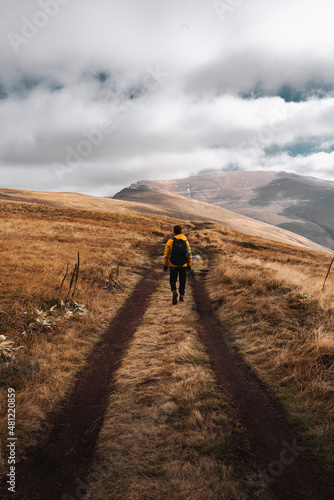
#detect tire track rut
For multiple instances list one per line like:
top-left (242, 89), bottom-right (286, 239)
top-left (190, 270), bottom-right (333, 500)
top-left (2, 247), bottom-right (333, 500)
top-left (1, 263), bottom-right (163, 500)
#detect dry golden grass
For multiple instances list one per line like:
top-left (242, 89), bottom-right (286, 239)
top-left (191, 222), bottom-right (334, 470)
top-left (1, 186), bottom-right (327, 253)
top-left (0, 199), bottom-right (176, 472)
top-left (1, 189), bottom-right (333, 494)
top-left (86, 278), bottom-right (265, 500)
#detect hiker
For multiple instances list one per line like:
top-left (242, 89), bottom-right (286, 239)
top-left (164, 225), bottom-right (192, 305)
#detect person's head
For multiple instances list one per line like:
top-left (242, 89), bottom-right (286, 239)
top-left (173, 225), bottom-right (182, 235)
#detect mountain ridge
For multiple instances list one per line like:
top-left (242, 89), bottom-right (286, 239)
top-left (115, 170), bottom-right (334, 251)
top-left (0, 186), bottom-right (329, 254)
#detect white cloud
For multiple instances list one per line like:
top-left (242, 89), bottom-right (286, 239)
top-left (1, 0), bottom-right (334, 195)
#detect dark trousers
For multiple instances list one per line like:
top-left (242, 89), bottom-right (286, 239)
top-left (170, 267), bottom-right (187, 295)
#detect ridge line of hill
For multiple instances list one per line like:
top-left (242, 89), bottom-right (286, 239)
top-left (0, 184), bottom-right (331, 254)
top-left (113, 170), bottom-right (334, 252)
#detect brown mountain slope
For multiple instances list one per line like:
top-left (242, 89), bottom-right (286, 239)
top-left (123, 170), bottom-right (334, 251)
top-left (0, 186), bottom-right (329, 253)
top-left (0, 188), bottom-right (150, 214)
top-left (113, 185), bottom-right (329, 252)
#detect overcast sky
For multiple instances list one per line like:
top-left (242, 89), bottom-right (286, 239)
top-left (1, 0), bottom-right (334, 196)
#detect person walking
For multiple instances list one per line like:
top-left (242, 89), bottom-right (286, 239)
top-left (164, 225), bottom-right (192, 305)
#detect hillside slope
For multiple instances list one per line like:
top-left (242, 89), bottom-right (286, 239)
top-left (0, 186), bottom-right (329, 253)
top-left (1, 190), bottom-right (333, 498)
top-left (122, 171), bottom-right (334, 251)
top-left (113, 185), bottom-right (329, 253)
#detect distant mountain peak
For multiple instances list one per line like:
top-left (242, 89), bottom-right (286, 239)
top-left (114, 171), bottom-right (334, 251)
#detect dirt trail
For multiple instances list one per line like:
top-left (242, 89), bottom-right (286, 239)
top-left (1, 263), bottom-right (163, 500)
top-left (2, 246), bottom-right (333, 499)
top-left (190, 270), bottom-right (334, 500)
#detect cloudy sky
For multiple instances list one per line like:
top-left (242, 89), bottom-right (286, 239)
top-left (1, 0), bottom-right (334, 196)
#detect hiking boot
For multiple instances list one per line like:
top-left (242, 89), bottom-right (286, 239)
top-left (179, 295), bottom-right (184, 302)
top-left (172, 291), bottom-right (178, 305)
